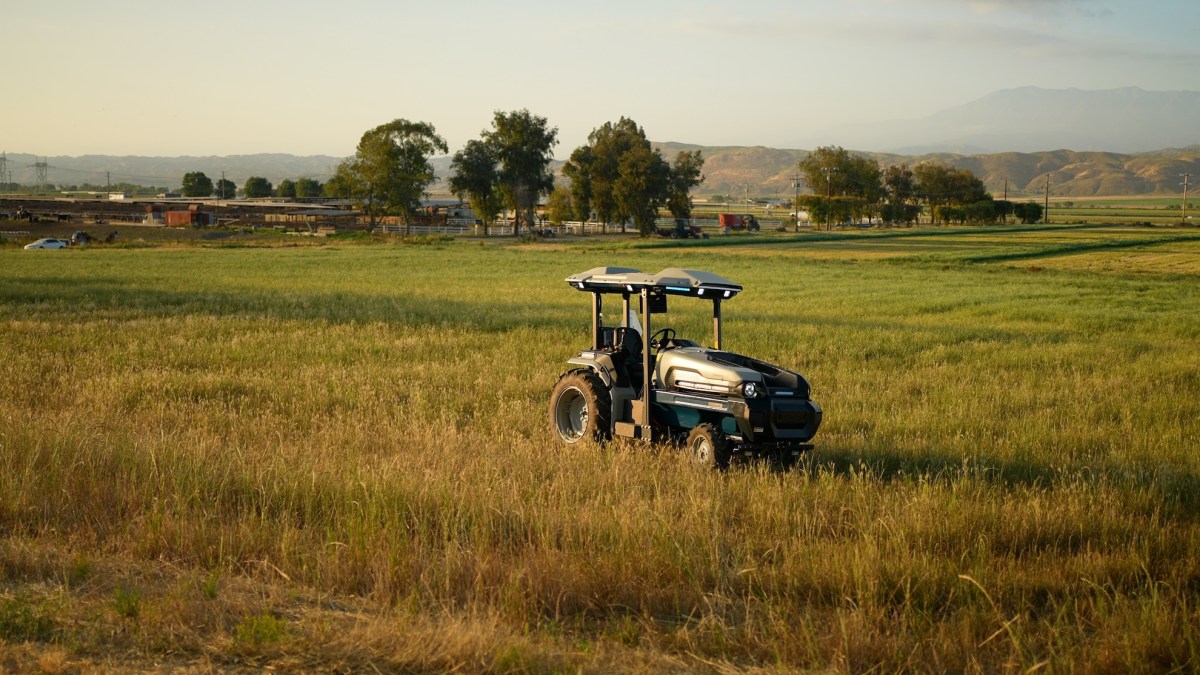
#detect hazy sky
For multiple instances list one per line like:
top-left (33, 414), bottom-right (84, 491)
top-left (4, 0), bottom-right (1197, 159)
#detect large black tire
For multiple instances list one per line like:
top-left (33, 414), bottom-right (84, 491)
top-left (686, 423), bottom-right (730, 469)
top-left (549, 370), bottom-right (612, 445)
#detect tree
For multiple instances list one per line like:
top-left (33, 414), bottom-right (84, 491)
top-left (562, 117), bottom-right (672, 234)
top-left (483, 109), bottom-right (558, 236)
top-left (1014, 201), bottom-right (1043, 224)
top-left (614, 143), bottom-right (671, 235)
top-left (666, 150), bottom-right (705, 221)
top-left (181, 172), bottom-right (213, 198)
top-left (448, 139), bottom-right (502, 236)
top-left (798, 146), bottom-right (883, 228)
top-left (561, 145), bottom-right (594, 224)
top-left (545, 185), bottom-right (574, 225)
top-left (295, 178), bottom-right (323, 199)
top-left (881, 164), bottom-right (919, 225)
top-left (277, 179), bottom-right (297, 199)
top-left (330, 119), bottom-right (448, 232)
top-left (215, 177), bottom-right (236, 199)
top-left (913, 163), bottom-right (990, 224)
top-left (243, 176), bottom-right (273, 198)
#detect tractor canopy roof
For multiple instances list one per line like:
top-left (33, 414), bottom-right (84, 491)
top-left (566, 267), bottom-right (742, 298)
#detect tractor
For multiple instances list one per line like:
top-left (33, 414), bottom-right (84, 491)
top-left (549, 267), bottom-right (822, 468)
top-left (656, 218), bottom-right (708, 240)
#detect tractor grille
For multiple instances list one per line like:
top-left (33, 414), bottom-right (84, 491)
top-left (773, 402), bottom-right (812, 429)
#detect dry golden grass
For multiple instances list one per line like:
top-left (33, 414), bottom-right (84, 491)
top-left (1, 228), bottom-right (1198, 671)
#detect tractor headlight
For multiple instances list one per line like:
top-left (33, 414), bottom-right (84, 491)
top-left (742, 382), bottom-right (763, 398)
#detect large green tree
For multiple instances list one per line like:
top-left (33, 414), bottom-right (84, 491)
top-left (295, 178), bottom-right (323, 199)
top-left (666, 149), bottom-right (705, 221)
top-left (181, 172), bottom-right (213, 198)
top-left (798, 146), bottom-right (884, 228)
top-left (545, 185), bottom-right (575, 225)
top-left (243, 176), bottom-right (273, 199)
top-left (214, 177), bottom-right (236, 199)
top-left (563, 117), bottom-right (674, 234)
top-left (277, 179), bottom-right (297, 199)
top-left (913, 163), bottom-right (990, 224)
top-left (331, 119), bottom-right (448, 232)
top-left (615, 143), bottom-right (671, 235)
top-left (482, 110), bottom-right (558, 236)
top-left (448, 139), bottom-right (503, 236)
top-left (881, 164), bottom-right (919, 225)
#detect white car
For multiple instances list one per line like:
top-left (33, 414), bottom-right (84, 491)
top-left (24, 238), bottom-right (70, 250)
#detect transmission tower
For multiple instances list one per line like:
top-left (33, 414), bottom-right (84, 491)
top-left (34, 158), bottom-right (49, 193)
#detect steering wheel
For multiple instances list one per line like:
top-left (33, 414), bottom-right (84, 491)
top-left (650, 327), bottom-right (676, 351)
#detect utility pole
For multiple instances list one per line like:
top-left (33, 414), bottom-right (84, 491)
top-left (1183, 173), bottom-right (1191, 224)
top-left (1043, 174), bottom-right (1050, 224)
top-left (1002, 177), bottom-right (1009, 225)
top-left (0, 152), bottom-right (7, 189)
top-left (822, 167), bottom-right (839, 231)
top-left (792, 175), bottom-right (804, 232)
top-left (106, 171), bottom-right (111, 195)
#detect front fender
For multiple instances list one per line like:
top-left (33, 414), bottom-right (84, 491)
top-left (568, 353), bottom-right (616, 388)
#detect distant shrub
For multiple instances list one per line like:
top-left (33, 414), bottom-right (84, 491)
top-left (235, 612), bottom-right (287, 647)
top-left (0, 595), bottom-right (55, 642)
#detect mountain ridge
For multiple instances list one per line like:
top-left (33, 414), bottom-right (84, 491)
top-left (800, 86), bottom-right (1200, 155)
top-left (4, 145), bottom-right (1197, 200)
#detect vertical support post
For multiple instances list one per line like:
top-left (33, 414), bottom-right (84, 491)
top-left (713, 298), bottom-right (723, 350)
top-left (622, 293), bottom-right (631, 328)
top-left (1183, 172), bottom-right (1190, 223)
top-left (591, 292), bottom-right (602, 350)
top-left (1044, 174), bottom-right (1050, 224)
top-left (639, 288), bottom-right (653, 426)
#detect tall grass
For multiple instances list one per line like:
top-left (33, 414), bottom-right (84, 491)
top-left (1, 234), bottom-right (1198, 670)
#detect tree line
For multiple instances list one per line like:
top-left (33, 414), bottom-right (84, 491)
top-left (796, 146), bottom-right (1043, 227)
top-left (321, 111), bottom-right (705, 236)
top-left (179, 173), bottom-right (324, 200)
top-left (59, 118), bottom-right (1045, 232)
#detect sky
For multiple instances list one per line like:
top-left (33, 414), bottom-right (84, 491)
top-left (3, 0), bottom-right (1198, 160)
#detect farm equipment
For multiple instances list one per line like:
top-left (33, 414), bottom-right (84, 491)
top-left (718, 213), bottom-right (760, 233)
top-left (549, 267), bottom-right (822, 467)
top-left (656, 219), bottom-right (709, 240)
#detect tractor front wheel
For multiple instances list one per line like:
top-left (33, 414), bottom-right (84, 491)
top-left (549, 370), bottom-right (612, 445)
top-left (686, 423), bottom-right (730, 469)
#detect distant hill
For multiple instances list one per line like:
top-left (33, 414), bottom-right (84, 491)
top-left (1, 153), bottom-right (343, 190)
top-left (653, 143), bottom-right (1200, 198)
top-left (6, 143), bottom-right (1197, 199)
top-left (801, 87), bottom-right (1200, 155)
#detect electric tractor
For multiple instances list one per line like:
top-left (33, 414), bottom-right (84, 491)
top-left (549, 267), bottom-right (822, 468)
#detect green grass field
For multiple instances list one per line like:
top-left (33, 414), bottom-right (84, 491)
top-left (2, 225), bottom-right (1199, 671)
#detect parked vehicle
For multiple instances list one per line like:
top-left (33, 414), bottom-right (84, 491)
top-left (549, 267), bottom-right (822, 468)
top-left (656, 219), bottom-right (708, 240)
top-left (24, 238), bottom-right (69, 250)
top-left (718, 213), bottom-right (760, 233)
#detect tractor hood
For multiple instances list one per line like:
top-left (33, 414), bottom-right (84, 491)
top-left (656, 347), bottom-right (810, 398)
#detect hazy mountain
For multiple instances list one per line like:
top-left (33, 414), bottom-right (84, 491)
top-left (6, 141), bottom-right (1197, 200)
top-left (1, 153), bottom-right (344, 189)
top-left (653, 143), bottom-right (1199, 198)
top-left (798, 87), bottom-right (1200, 155)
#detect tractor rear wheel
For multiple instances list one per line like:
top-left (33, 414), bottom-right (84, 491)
top-left (686, 423), bottom-right (730, 469)
top-left (549, 370), bottom-right (611, 445)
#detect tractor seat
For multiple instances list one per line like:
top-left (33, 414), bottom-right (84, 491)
top-left (615, 326), bottom-right (641, 358)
